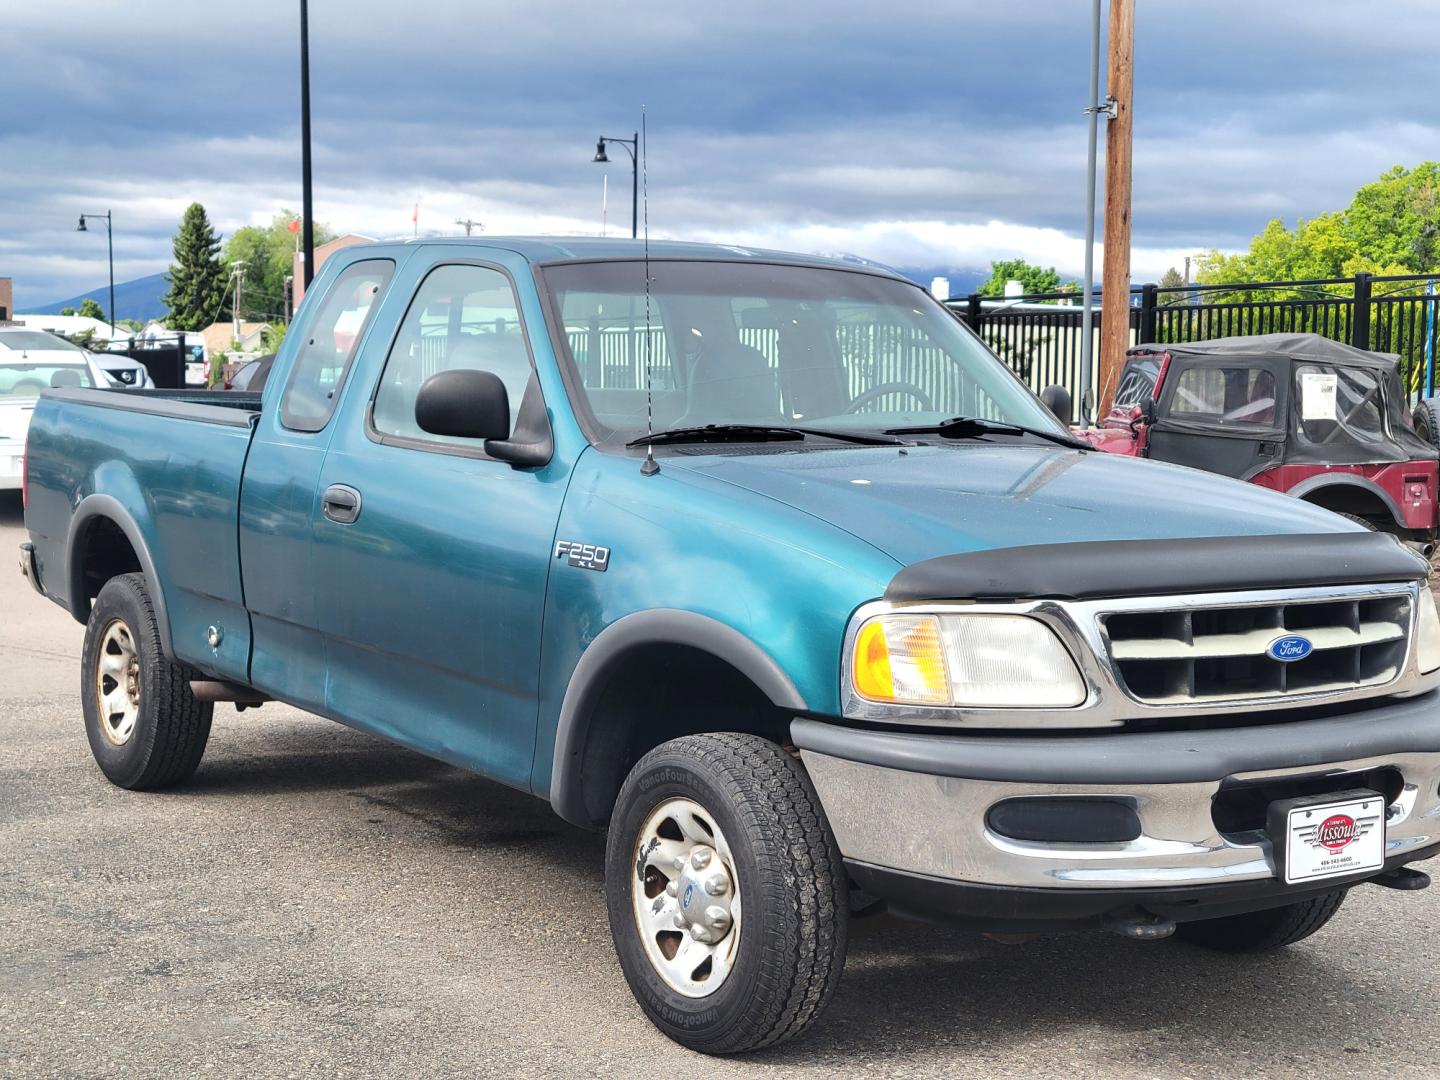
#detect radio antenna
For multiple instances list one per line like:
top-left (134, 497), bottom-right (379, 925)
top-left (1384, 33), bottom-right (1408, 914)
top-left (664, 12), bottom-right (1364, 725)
top-left (639, 106), bottom-right (659, 477)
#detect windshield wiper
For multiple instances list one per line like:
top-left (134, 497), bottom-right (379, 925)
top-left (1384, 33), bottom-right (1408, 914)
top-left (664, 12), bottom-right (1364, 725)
top-left (627, 424), bottom-right (907, 448)
top-left (884, 415), bottom-right (1092, 451)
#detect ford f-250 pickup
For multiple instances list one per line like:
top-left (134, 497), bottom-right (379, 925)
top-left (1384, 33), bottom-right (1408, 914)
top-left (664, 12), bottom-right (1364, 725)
top-left (18, 238), bottom-right (1440, 1054)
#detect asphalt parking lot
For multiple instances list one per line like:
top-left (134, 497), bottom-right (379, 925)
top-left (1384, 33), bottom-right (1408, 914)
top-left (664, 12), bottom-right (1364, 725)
top-left (3, 489), bottom-right (1438, 1078)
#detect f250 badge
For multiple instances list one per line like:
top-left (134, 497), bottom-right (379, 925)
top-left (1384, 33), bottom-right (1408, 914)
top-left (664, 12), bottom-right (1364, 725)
top-left (555, 539), bottom-right (610, 572)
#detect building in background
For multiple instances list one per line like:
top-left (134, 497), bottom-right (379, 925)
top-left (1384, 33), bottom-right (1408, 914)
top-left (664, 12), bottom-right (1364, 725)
top-left (292, 234), bottom-right (375, 307)
top-left (0, 278), bottom-right (13, 322)
top-left (13, 312), bottom-right (131, 343)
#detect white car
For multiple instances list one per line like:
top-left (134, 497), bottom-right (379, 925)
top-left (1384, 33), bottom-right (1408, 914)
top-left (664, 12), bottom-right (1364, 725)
top-left (0, 328), bottom-right (114, 491)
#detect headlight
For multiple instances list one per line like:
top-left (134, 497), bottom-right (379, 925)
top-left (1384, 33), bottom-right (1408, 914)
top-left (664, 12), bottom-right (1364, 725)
top-left (851, 612), bottom-right (1087, 708)
top-left (1417, 589), bottom-right (1440, 674)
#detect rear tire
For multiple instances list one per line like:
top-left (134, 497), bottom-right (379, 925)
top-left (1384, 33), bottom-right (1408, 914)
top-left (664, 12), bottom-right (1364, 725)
top-left (81, 573), bottom-right (213, 789)
top-left (1174, 890), bottom-right (1346, 953)
top-left (1337, 511), bottom-right (1379, 531)
top-left (604, 733), bottom-right (848, 1054)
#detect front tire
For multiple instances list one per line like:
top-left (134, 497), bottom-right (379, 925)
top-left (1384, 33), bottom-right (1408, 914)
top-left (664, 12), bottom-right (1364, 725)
top-left (81, 573), bottom-right (213, 789)
top-left (604, 733), bottom-right (848, 1054)
top-left (1174, 890), bottom-right (1346, 952)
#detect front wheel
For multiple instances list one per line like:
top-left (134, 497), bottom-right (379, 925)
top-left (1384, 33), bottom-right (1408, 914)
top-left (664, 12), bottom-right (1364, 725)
top-left (604, 733), bottom-right (848, 1054)
top-left (1174, 890), bottom-right (1346, 952)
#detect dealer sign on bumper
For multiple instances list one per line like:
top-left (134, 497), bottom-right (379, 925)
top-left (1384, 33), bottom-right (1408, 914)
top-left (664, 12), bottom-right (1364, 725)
top-left (1271, 790), bottom-right (1386, 885)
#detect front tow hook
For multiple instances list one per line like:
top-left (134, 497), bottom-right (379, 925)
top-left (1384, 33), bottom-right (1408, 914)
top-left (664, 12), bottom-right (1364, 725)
top-left (1369, 866), bottom-right (1431, 891)
top-left (1103, 908), bottom-right (1176, 941)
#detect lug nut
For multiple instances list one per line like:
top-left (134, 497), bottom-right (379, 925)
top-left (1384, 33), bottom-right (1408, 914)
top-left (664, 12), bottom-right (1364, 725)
top-left (665, 881), bottom-right (678, 897)
top-left (672, 856), bottom-right (686, 871)
top-left (673, 912), bottom-right (688, 929)
top-left (705, 905), bottom-right (730, 928)
top-left (691, 849), bottom-right (712, 870)
top-left (704, 874), bottom-right (729, 896)
top-left (689, 924), bottom-right (709, 941)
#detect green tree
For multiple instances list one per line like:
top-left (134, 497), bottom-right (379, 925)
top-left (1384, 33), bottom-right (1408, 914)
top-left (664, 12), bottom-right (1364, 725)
top-left (59, 306), bottom-right (75, 316)
top-left (1196, 163), bottom-right (1440, 298)
top-left (1157, 266), bottom-right (1186, 304)
top-left (76, 297), bottom-right (105, 322)
top-left (222, 211), bottom-right (335, 322)
top-left (977, 259), bottom-right (1069, 297)
top-left (163, 202), bottom-right (229, 331)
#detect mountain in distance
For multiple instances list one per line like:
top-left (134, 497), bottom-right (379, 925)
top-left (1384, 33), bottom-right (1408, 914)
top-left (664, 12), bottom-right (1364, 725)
top-left (894, 266), bottom-right (989, 300)
top-left (30, 272), bottom-right (170, 323)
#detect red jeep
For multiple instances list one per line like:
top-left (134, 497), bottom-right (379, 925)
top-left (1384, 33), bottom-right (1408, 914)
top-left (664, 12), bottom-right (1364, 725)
top-left (1075, 334), bottom-right (1439, 544)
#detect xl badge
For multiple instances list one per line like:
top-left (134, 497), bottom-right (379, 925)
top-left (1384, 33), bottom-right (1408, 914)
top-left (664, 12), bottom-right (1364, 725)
top-left (554, 539), bottom-right (610, 572)
top-left (1267, 634), bottom-right (1314, 662)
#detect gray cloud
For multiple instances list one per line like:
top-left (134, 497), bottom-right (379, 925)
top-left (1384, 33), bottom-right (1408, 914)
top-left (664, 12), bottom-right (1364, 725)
top-left (3, 1), bottom-right (1438, 305)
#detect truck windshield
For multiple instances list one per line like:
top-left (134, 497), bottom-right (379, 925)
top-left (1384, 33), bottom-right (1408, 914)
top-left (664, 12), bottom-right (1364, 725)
top-left (540, 260), bottom-right (1066, 447)
top-left (1, 363), bottom-right (95, 399)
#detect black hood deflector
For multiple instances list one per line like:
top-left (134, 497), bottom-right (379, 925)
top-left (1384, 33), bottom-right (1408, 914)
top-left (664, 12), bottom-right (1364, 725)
top-left (886, 532), bottom-right (1429, 603)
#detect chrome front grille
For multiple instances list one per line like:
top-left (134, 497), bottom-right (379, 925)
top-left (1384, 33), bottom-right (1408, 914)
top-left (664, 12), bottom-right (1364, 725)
top-left (1103, 594), bottom-right (1411, 705)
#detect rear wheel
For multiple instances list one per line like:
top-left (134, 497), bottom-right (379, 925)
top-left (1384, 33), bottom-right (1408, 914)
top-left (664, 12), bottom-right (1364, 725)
top-left (1174, 890), bottom-right (1346, 952)
top-left (604, 733), bottom-right (848, 1054)
top-left (81, 573), bottom-right (213, 789)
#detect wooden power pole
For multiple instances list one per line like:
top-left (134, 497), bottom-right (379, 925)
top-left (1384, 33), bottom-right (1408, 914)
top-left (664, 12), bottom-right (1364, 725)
top-left (1098, 0), bottom-right (1135, 413)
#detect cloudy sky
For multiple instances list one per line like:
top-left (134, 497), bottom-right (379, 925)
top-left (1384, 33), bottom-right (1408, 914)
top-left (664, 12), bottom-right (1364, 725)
top-left (4, 1), bottom-right (1438, 307)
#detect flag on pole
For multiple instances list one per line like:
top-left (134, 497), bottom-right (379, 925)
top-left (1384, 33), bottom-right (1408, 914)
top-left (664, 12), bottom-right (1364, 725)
top-left (286, 216), bottom-right (301, 234)
top-left (412, 202), bottom-right (419, 238)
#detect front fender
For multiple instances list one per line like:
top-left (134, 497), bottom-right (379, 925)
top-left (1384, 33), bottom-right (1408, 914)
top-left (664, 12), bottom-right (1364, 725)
top-left (530, 449), bottom-right (900, 805)
top-left (547, 609), bottom-right (807, 826)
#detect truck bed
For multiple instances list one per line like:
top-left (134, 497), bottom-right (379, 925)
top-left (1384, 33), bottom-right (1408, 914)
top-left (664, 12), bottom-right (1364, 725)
top-left (23, 385), bottom-right (261, 685)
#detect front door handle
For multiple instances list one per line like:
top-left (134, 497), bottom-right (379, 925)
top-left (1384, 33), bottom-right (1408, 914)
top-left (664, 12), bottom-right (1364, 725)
top-left (322, 484), bottom-right (362, 524)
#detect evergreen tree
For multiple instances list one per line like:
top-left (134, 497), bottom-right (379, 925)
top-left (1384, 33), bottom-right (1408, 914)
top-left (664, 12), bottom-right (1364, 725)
top-left (77, 297), bottom-right (105, 321)
top-left (162, 203), bottom-right (229, 330)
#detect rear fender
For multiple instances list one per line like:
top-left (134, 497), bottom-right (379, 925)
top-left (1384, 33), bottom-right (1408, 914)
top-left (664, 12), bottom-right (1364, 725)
top-left (1286, 473), bottom-right (1405, 530)
top-left (66, 492), bottom-right (173, 657)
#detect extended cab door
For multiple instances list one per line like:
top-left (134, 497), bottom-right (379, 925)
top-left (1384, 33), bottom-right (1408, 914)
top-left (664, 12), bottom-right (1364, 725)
top-left (239, 255), bottom-right (397, 709)
top-left (311, 258), bottom-right (566, 790)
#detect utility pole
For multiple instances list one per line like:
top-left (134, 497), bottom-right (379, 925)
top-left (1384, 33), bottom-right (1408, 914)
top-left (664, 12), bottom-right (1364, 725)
top-left (453, 218), bottom-right (483, 237)
top-left (231, 261), bottom-right (247, 338)
top-left (1098, 0), bottom-right (1135, 414)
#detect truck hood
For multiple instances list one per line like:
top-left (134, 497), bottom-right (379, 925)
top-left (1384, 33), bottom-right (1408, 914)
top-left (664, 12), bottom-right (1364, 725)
top-left (668, 443), bottom-right (1357, 567)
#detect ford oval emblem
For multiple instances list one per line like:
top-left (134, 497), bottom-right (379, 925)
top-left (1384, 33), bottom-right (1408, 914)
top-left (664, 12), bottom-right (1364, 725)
top-left (1267, 634), bottom-right (1314, 662)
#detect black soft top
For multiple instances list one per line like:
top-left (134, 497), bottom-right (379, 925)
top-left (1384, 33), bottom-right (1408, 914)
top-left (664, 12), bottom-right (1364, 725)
top-left (1129, 332), bottom-right (1435, 469)
top-left (1145, 333), bottom-right (1402, 372)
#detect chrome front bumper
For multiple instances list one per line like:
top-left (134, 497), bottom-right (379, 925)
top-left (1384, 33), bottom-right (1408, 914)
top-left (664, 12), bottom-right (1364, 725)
top-left (794, 695), bottom-right (1440, 892)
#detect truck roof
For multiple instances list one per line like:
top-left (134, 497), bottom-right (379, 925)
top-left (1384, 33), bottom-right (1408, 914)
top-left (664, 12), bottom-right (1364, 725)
top-left (354, 236), bottom-right (910, 278)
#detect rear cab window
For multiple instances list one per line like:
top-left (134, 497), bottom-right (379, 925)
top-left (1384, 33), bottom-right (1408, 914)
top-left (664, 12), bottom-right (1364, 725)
top-left (280, 259), bottom-right (394, 432)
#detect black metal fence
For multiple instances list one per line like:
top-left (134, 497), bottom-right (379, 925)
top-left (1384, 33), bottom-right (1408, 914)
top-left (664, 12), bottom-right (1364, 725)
top-left (946, 272), bottom-right (1440, 407)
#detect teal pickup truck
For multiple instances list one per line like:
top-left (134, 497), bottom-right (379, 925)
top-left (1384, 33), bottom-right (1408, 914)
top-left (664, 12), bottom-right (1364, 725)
top-left (19, 238), bottom-right (1440, 1053)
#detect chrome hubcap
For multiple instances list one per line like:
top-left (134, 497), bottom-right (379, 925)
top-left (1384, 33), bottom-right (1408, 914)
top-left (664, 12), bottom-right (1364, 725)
top-left (631, 797), bottom-right (742, 997)
top-left (95, 619), bottom-right (140, 746)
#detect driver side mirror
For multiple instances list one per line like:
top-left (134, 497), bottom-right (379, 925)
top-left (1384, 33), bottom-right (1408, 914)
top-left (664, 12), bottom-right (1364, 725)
top-left (415, 369), bottom-right (511, 441)
top-left (1039, 384), bottom-right (1073, 425)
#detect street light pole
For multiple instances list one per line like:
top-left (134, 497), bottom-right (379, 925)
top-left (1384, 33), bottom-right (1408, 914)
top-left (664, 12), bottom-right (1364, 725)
top-left (593, 133), bottom-right (639, 239)
top-left (76, 211), bottom-right (115, 337)
top-left (299, 0), bottom-right (315, 289)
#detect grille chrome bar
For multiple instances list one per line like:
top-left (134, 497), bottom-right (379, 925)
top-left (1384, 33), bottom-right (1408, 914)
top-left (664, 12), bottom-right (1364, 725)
top-left (1103, 594), bottom-right (1411, 706)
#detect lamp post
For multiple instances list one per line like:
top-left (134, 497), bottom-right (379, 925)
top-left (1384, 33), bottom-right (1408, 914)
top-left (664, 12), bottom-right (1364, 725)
top-left (299, 0), bottom-right (315, 290)
top-left (76, 212), bottom-right (116, 337)
top-left (592, 133), bottom-right (638, 239)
